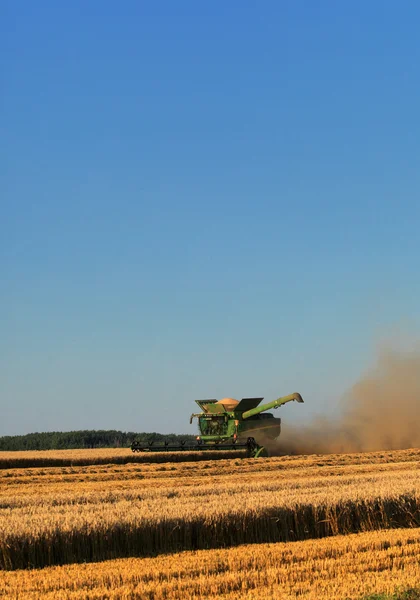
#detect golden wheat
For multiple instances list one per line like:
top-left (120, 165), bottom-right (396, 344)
top-left (1, 446), bottom-right (419, 469)
top-left (0, 447), bottom-right (247, 469)
top-left (1, 527), bottom-right (419, 599)
top-left (0, 448), bottom-right (419, 569)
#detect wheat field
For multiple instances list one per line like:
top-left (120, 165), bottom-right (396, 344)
top-left (0, 447), bottom-right (246, 469)
top-left (2, 527), bottom-right (420, 599)
top-left (0, 447), bottom-right (419, 598)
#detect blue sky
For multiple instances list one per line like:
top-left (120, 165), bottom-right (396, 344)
top-left (1, 1), bottom-right (420, 436)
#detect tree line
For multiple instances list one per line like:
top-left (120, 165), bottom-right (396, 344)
top-left (0, 430), bottom-right (196, 451)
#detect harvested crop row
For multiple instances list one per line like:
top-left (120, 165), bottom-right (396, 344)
top-left (1, 527), bottom-right (420, 599)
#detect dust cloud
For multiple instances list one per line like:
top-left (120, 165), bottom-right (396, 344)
top-left (273, 348), bottom-right (420, 455)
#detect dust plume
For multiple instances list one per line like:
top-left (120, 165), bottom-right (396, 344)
top-left (274, 348), bottom-right (420, 455)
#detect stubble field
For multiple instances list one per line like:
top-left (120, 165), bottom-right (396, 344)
top-left (0, 447), bottom-right (419, 599)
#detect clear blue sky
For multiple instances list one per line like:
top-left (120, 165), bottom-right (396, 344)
top-left (1, 1), bottom-right (420, 436)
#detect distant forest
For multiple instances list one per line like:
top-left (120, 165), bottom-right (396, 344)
top-left (0, 430), bottom-right (196, 451)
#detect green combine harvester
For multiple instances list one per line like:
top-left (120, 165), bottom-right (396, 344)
top-left (131, 392), bottom-right (304, 458)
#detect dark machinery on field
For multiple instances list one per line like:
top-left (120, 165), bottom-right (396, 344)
top-left (131, 392), bottom-right (304, 458)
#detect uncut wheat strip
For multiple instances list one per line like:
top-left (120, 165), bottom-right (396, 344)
top-left (1, 467), bottom-right (419, 522)
top-left (1, 479), bottom-right (419, 569)
top-left (0, 448), bottom-right (133, 459)
top-left (1, 528), bottom-right (420, 599)
top-left (1, 464), bottom-right (419, 510)
top-left (1, 468), bottom-right (419, 529)
top-left (0, 450), bottom-right (249, 470)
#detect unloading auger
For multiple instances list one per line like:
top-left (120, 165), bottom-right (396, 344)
top-left (131, 393), bottom-right (304, 458)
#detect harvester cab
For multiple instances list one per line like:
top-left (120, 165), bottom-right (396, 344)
top-left (132, 392), bottom-right (304, 458)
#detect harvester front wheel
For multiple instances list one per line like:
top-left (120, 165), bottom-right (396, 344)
top-left (254, 446), bottom-right (269, 458)
top-left (245, 437), bottom-right (268, 458)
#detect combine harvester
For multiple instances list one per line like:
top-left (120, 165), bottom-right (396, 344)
top-left (132, 392), bottom-right (303, 458)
